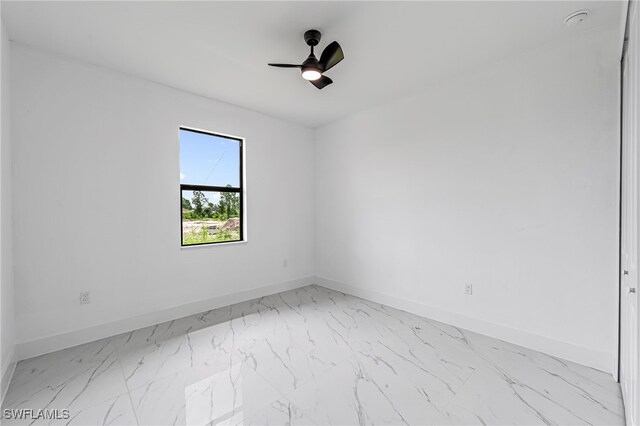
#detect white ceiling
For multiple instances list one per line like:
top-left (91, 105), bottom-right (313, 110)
top-left (2, 1), bottom-right (623, 128)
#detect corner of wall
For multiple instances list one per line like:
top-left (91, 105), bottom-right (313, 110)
top-left (311, 127), bottom-right (318, 279)
top-left (0, 11), bottom-right (17, 403)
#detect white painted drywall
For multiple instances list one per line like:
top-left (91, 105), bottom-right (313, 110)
top-left (315, 28), bottom-right (620, 372)
top-left (10, 43), bottom-right (315, 353)
top-left (0, 13), bottom-right (16, 400)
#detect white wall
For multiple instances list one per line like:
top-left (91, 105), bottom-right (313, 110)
top-left (10, 43), bottom-right (315, 358)
top-left (315, 28), bottom-right (620, 372)
top-left (0, 13), bottom-right (15, 400)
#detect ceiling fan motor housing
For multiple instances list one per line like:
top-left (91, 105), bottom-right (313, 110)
top-left (304, 29), bottom-right (321, 46)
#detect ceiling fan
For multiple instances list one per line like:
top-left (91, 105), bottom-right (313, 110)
top-left (268, 30), bottom-right (344, 89)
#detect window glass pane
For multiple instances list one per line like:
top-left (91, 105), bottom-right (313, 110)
top-left (180, 129), bottom-right (240, 188)
top-left (181, 189), bottom-right (241, 245)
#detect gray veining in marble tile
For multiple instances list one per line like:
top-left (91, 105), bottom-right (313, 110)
top-left (1, 285), bottom-right (624, 425)
top-left (242, 398), bottom-right (315, 426)
top-left (64, 393), bottom-right (138, 426)
top-left (2, 339), bottom-right (128, 425)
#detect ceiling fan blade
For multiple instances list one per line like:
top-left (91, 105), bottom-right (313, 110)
top-left (268, 63), bottom-right (302, 68)
top-left (319, 41), bottom-right (344, 72)
top-left (310, 75), bottom-right (333, 90)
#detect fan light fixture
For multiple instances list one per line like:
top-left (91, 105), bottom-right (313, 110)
top-left (302, 68), bottom-right (321, 81)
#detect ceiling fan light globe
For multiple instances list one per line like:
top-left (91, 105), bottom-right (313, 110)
top-left (302, 69), bottom-right (322, 81)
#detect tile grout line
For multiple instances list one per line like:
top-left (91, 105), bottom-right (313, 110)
top-left (230, 297), bottom-right (338, 425)
top-left (249, 356), bottom-right (339, 425)
top-left (228, 302), bottom-right (331, 424)
top-left (439, 363), bottom-right (483, 418)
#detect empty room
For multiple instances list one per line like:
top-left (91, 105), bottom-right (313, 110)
top-left (0, 0), bottom-right (638, 425)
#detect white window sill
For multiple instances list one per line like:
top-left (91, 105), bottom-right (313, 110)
top-left (180, 240), bottom-right (248, 249)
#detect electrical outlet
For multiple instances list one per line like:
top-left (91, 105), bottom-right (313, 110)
top-left (465, 284), bottom-right (473, 295)
top-left (283, 259), bottom-right (288, 267)
top-left (79, 291), bottom-right (91, 304)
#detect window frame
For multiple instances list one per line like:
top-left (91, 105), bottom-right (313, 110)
top-left (179, 126), bottom-right (245, 247)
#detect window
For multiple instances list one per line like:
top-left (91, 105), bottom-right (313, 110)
top-left (180, 127), bottom-right (244, 246)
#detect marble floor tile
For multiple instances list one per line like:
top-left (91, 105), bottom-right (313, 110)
top-left (113, 318), bottom-right (205, 390)
top-left (242, 321), bottom-right (337, 395)
top-left (2, 392), bottom-right (138, 426)
top-left (442, 365), bottom-right (623, 426)
top-left (64, 393), bottom-right (138, 426)
top-left (2, 285), bottom-right (625, 425)
top-left (129, 362), bottom-right (281, 426)
top-left (283, 362), bottom-right (451, 426)
top-left (2, 339), bottom-right (128, 423)
top-left (241, 398), bottom-right (316, 426)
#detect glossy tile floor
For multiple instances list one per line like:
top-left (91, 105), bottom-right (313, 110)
top-left (2, 285), bottom-right (625, 425)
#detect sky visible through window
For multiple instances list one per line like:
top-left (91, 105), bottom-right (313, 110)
top-left (180, 129), bottom-right (240, 203)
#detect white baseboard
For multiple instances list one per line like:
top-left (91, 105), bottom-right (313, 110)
top-left (16, 276), bottom-right (315, 361)
top-left (14, 275), bottom-right (611, 374)
top-left (1, 347), bottom-right (16, 405)
top-left (315, 276), bottom-right (611, 373)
